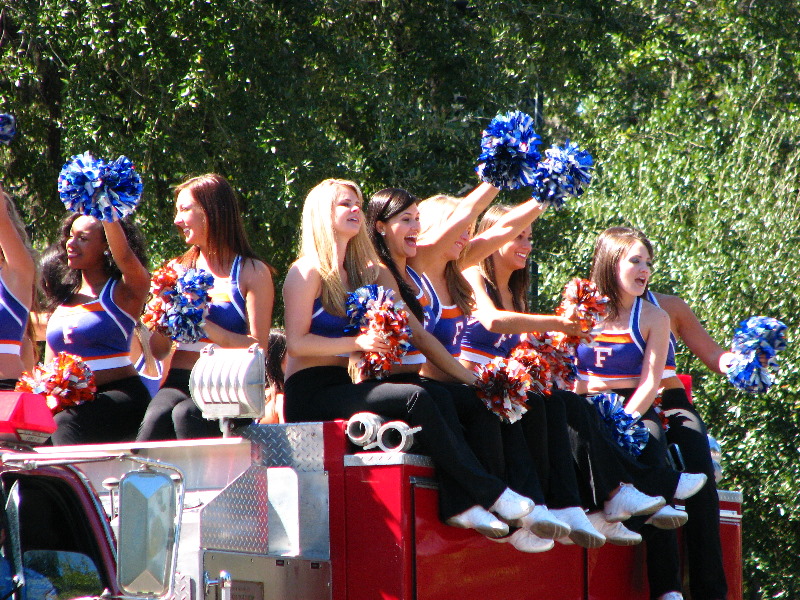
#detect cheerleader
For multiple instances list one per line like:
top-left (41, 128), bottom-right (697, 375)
top-left (43, 212), bottom-right (151, 444)
top-left (0, 184), bottom-right (36, 387)
top-left (137, 173), bottom-right (274, 440)
top-left (575, 227), bottom-right (717, 600)
top-left (283, 178), bottom-right (538, 546)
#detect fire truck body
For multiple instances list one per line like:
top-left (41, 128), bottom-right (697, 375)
top-left (31, 419), bottom-right (743, 600)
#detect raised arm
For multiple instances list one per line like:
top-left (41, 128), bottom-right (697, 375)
top-left (624, 304), bottom-right (671, 416)
top-left (103, 220), bottom-right (150, 315)
top-left (653, 292), bottom-right (732, 375)
top-left (462, 198), bottom-right (547, 267)
top-left (0, 185), bottom-right (35, 305)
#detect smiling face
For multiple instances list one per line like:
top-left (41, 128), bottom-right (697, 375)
top-left (65, 215), bottom-right (106, 270)
top-left (378, 203), bottom-right (421, 261)
top-left (496, 225), bottom-right (532, 272)
top-left (331, 186), bottom-right (363, 239)
top-left (616, 240), bottom-right (652, 298)
top-left (174, 188), bottom-right (208, 247)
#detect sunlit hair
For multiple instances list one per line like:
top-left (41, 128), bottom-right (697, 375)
top-left (416, 194), bottom-right (475, 315)
top-left (365, 188), bottom-right (424, 321)
top-left (44, 214), bottom-right (148, 311)
top-left (174, 173), bottom-right (261, 269)
top-left (300, 179), bottom-right (378, 316)
top-left (590, 226), bottom-right (654, 320)
top-left (476, 204), bottom-right (529, 312)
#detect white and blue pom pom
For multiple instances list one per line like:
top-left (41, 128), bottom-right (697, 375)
top-left (727, 316), bottom-right (787, 393)
top-left (163, 268), bottom-right (214, 343)
top-left (0, 114), bottom-right (16, 145)
top-left (476, 110), bottom-right (542, 190)
top-left (58, 151), bottom-right (143, 222)
top-left (345, 284), bottom-right (380, 334)
top-left (532, 140), bottom-right (593, 208)
top-left (588, 392), bottom-right (649, 456)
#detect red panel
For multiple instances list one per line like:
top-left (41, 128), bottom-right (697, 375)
top-left (586, 543), bottom-right (649, 600)
top-left (719, 498), bottom-right (743, 600)
top-left (414, 485), bottom-right (584, 600)
top-left (324, 421), bottom-right (350, 600)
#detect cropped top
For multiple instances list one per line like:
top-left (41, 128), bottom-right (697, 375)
top-left (0, 271), bottom-right (29, 356)
top-left (134, 353), bottom-right (163, 399)
top-left (575, 296), bottom-right (676, 383)
top-left (178, 255), bottom-right (249, 352)
top-left (646, 291), bottom-right (677, 374)
top-left (310, 297), bottom-right (356, 338)
top-left (46, 278), bottom-right (136, 370)
top-left (424, 273), bottom-right (467, 357)
top-left (459, 277), bottom-right (519, 365)
top-left (399, 266), bottom-right (438, 365)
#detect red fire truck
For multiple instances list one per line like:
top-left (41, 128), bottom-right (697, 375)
top-left (0, 384), bottom-right (742, 600)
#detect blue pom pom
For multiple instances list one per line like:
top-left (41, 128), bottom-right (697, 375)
top-left (345, 284), bottom-right (380, 334)
top-left (532, 140), bottom-right (594, 208)
top-left (0, 114), bottom-right (16, 145)
top-left (476, 111), bottom-right (542, 190)
top-left (164, 268), bottom-right (214, 343)
top-left (588, 392), bottom-right (649, 456)
top-left (57, 151), bottom-right (143, 222)
top-left (727, 316), bottom-right (787, 393)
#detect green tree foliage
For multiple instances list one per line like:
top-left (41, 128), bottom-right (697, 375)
top-left (2, 1), bottom-right (799, 596)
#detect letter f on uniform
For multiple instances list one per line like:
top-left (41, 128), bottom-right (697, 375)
top-left (594, 347), bottom-right (613, 368)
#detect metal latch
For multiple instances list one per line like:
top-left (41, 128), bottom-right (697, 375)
top-left (204, 570), bottom-right (232, 600)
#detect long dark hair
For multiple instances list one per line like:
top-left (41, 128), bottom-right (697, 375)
top-left (475, 205), bottom-right (529, 312)
top-left (265, 328), bottom-right (287, 394)
top-left (590, 226), bottom-right (654, 320)
top-left (173, 173), bottom-right (262, 269)
top-left (365, 188), bottom-right (425, 321)
top-left (43, 213), bottom-right (148, 311)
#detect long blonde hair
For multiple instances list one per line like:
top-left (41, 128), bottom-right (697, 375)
top-left (300, 179), bottom-right (379, 316)
top-left (417, 194), bottom-right (475, 315)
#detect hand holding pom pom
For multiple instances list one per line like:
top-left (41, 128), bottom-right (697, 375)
top-left (474, 358), bottom-right (531, 423)
top-left (346, 285), bottom-right (412, 380)
top-left (475, 110), bottom-right (542, 190)
top-left (58, 151), bottom-right (143, 222)
top-left (553, 278), bottom-right (608, 351)
top-left (0, 114), bottom-right (16, 145)
top-left (588, 392), bottom-right (649, 456)
top-left (143, 262), bottom-right (214, 343)
top-left (16, 352), bottom-right (97, 414)
top-left (727, 316), bottom-right (788, 393)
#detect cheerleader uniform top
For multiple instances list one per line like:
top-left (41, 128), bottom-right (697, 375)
top-left (177, 255), bottom-right (249, 352)
top-left (135, 354), bottom-right (164, 398)
top-left (423, 273), bottom-right (467, 357)
top-left (575, 295), bottom-right (676, 384)
top-left (398, 265), bottom-right (438, 365)
top-left (46, 278), bottom-right (136, 371)
top-left (0, 271), bottom-right (29, 356)
top-left (459, 278), bottom-right (520, 365)
top-left (646, 290), bottom-right (678, 375)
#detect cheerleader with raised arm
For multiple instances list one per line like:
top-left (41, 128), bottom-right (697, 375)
top-left (283, 178), bottom-right (538, 546)
top-left (137, 173), bottom-right (274, 440)
top-left (0, 183), bottom-right (36, 388)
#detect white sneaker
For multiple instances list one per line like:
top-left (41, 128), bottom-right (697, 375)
top-left (674, 472), bottom-right (708, 500)
top-left (446, 505), bottom-right (509, 538)
top-left (492, 528), bottom-right (554, 553)
top-left (603, 483), bottom-right (666, 522)
top-left (550, 507), bottom-right (606, 549)
top-left (490, 488), bottom-right (536, 521)
top-left (587, 512), bottom-right (642, 546)
top-left (657, 592), bottom-right (684, 600)
top-left (646, 505), bottom-right (688, 530)
top-left (517, 505), bottom-right (571, 540)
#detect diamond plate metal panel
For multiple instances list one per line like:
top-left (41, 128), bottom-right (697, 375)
top-left (343, 452), bottom-right (433, 468)
top-left (170, 572), bottom-right (194, 600)
top-left (201, 465), bottom-right (271, 554)
top-left (241, 423), bottom-right (326, 472)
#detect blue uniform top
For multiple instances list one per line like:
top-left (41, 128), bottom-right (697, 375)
top-left (309, 297), bottom-right (357, 338)
top-left (398, 266), bottom-right (438, 365)
top-left (424, 273), bottom-right (467, 357)
top-left (178, 255), bottom-right (249, 352)
top-left (645, 291), bottom-right (677, 376)
top-left (0, 271), bottom-right (29, 356)
top-left (458, 277), bottom-right (519, 365)
top-left (46, 278), bottom-right (136, 371)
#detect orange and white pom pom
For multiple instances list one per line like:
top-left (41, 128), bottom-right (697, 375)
top-left (16, 352), bottom-right (97, 415)
top-left (553, 278), bottom-right (608, 349)
top-left (474, 358), bottom-right (531, 423)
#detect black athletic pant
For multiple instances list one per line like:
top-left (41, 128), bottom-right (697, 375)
top-left (284, 366), bottom-right (507, 521)
top-left (52, 375), bottom-right (151, 445)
